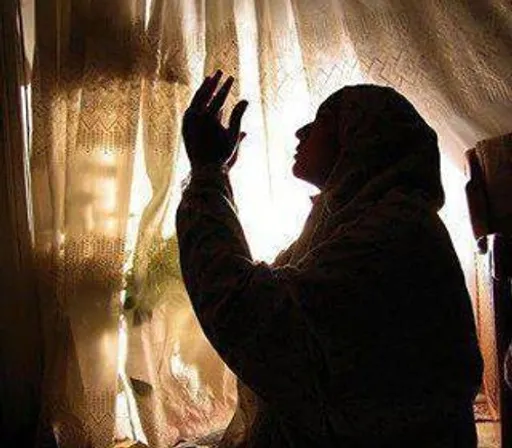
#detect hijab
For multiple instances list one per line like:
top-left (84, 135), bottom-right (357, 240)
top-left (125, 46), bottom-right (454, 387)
top-left (281, 84), bottom-right (445, 265)
top-left (227, 85), bottom-right (451, 446)
top-left (320, 84), bottom-right (445, 211)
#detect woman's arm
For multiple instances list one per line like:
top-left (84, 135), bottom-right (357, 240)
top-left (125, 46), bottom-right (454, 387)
top-left (176, 167), bottom-right (329, 427)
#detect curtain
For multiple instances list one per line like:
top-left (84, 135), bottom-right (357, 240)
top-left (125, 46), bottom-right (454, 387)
top-left (25, 0), bottom-right (512, 446)
top-left (31, 0), bottom-right (145, 445)
top-left (0, 0), bottom-right (42, 445)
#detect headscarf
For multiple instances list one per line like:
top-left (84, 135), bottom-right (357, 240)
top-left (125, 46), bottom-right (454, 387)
top-left (225, 85), bottom-right (462, 447)
top-left (280, 84), bottom-right (445, 266)
top-left (320, 84), bottom-right (445, 211)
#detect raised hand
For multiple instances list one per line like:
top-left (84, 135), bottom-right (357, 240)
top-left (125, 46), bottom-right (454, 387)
top-left (182, 70), bottom-right (248, 171)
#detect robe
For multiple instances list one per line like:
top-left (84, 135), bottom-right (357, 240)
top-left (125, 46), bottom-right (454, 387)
top-left (176, 167), bottom-right (482, 447)
top-left (176, 84), bottom-right (482, 447)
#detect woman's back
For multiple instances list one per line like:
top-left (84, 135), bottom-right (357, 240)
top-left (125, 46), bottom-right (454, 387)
top-left (227, 188), bottom-right (482, 447)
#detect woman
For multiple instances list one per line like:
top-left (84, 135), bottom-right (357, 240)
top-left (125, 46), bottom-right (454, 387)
top-left (176, 70), bottom-right (483, 447)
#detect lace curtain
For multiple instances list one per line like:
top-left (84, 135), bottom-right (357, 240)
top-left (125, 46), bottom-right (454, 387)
top-left (22, 0), bottom-right (512, 446)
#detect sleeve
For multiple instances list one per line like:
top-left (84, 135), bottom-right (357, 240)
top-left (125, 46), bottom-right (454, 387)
top-left (175, 167), bottom-right (376, 423)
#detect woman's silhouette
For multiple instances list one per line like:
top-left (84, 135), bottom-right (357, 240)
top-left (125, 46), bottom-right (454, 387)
top-left (177, 70), bottom-right (483, 447)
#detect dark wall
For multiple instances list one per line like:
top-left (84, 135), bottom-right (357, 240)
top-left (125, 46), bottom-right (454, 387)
top-left (0, 0), bottom-right (43, 446)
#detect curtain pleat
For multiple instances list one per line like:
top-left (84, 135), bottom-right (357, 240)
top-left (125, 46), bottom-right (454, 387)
top-left (31, 0), bottom-right (145, 446)
top-left (0, 0), bottom-right (42, 446)
top-left (290, 0), bottom-right (365, 104)
top-left (205, 0), bottom-right (240, 110)
top-left (124, 1), bottom-right (240, 445)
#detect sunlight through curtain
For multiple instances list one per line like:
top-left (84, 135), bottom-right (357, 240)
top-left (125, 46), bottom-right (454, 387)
top-left (24, 0), bottom-right (512, 446)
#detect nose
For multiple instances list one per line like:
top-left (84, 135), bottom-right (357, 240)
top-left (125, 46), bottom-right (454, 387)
top-left (295, 123), bottom-right (313, 141)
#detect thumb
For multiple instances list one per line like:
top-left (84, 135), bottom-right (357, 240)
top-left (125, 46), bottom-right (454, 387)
top-left (238, 132), bottom-right (247, 144)
top-left (229, 100), bottom-right (249, 141)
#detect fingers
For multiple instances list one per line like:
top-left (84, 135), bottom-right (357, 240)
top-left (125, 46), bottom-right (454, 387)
top-left (190, 70), bottom-right (223, 111)
top-left (187, 71), bottom-right (248, 145)
top-left (189, 76), bottom-right (212, 110)
top-left (228, 100), bottom-right (249, 139)
top-left (189, 70), bottom-right (235, 116)
top-left (208, 75), bottom-right (234, 115)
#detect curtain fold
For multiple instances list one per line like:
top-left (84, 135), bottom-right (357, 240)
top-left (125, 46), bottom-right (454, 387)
top-left (31, 0), bottom-right (145, 445)
top-left (339, 0), bottom-right (512, 166)
top-left (290, 0), bottom-right (366, 102)
top-left (0, 0), bottom-right (42, 445)
top-left (124, 2), bottom-right (233, 445)
top-left (24, 0), bottom-right (512, 446)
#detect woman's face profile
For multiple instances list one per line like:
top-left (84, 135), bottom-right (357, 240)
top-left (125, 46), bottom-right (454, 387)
top-left (292, 104), bottom-right (340, 189)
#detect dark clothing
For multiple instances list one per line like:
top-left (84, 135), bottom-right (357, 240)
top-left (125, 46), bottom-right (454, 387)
top-left (176, 85), bottom-right (483, 446)
top-left (176, 166), bottom-right (482, 447)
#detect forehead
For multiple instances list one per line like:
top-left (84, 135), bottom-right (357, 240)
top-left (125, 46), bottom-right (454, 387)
top-left (317, 91), bottom-right (351, 119)
top-left (314, 102), bottom-right (343, 129)
top-left (316, 101), bottom-right (337, 120)
top-left (318, 99), bottom-right (336, 114)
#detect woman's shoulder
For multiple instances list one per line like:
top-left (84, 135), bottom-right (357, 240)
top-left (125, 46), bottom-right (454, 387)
top-left (327, 188), bottom-right (445, 251)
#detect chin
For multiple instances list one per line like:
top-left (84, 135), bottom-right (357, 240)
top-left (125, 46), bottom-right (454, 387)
top-left (292, 162), bottom-right (323, 190)
top-left (292, 162), bottom-right (310, 184)
top-left (292, 161), bottom-right (304, 179)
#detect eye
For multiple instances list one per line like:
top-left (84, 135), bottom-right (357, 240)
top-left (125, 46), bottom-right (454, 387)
top-left (313, 112), bottom-right (336, 137)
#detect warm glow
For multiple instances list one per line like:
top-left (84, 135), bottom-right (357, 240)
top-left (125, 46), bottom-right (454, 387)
top-left (165, 1), bottom-right (367, 263)
top-left (124, 119), bottom-right (152, 262)
top-left (228, 1), bottom-right (366, 262)
top-left (144, 0), bottom-right (154, 29)
top-left (439, 153), bottom-right (475, 293)
top-left (230, 0), bottom-right (312, 262)
top-left (169, 342), bottom-right (203, 403)
top-left (92, 149), bottom-right (120, 236)
top-left (115, 312), bottom-right (147, 444)
top-left (115, 390), bottom-right (133, 441)
top-left (114, 118), bottom-right (150, 443)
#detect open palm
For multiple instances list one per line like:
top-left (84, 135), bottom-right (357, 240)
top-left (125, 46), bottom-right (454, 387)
top-left (182, 70), bottom-right (248, 170)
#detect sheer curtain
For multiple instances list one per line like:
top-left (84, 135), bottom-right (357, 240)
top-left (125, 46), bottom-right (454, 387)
top-left (25, 0), bottom-right (512, 446)
top-left (30, 0), bottom-right (145, 445)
